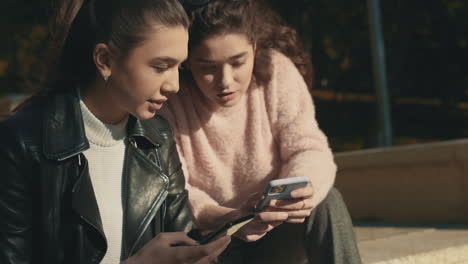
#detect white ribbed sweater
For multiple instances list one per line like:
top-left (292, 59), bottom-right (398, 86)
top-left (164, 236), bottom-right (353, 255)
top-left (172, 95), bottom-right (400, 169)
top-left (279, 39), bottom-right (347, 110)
top-left (79, 99), bottom-right (127, 264)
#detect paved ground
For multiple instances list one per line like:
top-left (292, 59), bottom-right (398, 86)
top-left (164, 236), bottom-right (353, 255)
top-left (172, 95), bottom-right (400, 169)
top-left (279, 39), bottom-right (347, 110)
top-left (355, 223), bottom-right (468, 264)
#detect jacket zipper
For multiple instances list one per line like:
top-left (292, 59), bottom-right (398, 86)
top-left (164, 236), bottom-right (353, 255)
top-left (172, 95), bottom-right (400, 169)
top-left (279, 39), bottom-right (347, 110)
top-left (155, 148), bottom-right (168, 232)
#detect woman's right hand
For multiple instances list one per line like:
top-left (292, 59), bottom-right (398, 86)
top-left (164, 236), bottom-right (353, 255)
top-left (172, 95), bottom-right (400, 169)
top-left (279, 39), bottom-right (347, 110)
top-left (222, 192), bottom-right (287, 242)
top-left (124, 232), bottom-right (231, 264)
top-left (233, 211), bottom-right (288, 242)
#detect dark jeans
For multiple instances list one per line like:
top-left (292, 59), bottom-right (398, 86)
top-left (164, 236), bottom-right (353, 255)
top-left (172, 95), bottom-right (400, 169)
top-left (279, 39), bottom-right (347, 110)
top-left (214, 188), bottom-right (362, 264)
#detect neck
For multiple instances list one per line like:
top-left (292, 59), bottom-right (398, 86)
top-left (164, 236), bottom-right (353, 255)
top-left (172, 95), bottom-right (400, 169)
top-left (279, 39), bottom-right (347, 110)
top-left (81, 80), bottom-right (128, 125)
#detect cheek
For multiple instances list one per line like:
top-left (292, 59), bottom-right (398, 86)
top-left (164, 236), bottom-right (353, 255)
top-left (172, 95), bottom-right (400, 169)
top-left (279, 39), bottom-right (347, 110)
top-left (125, 70), bottom-right (160, 98)
top-left (194, 72), bottom-right (215, 88)
top-left (237, 66), bottom-right (254, 86)
top-left (118, 66), bottom-right (145, 89)
top-left (201, 74), bottom-right (215, 84)
top-left (134, 68), bottom-right (155, 83)
top-left (194, 75), bottom-right (216, 97)
top-left (133, 67), bottom-right (159, 85)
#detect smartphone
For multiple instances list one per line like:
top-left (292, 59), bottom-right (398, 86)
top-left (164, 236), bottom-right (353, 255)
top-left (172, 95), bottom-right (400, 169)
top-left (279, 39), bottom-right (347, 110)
top-left (255, 176), bottom-right (310, 211)
top-left (187, 214), bottom-right (255, 245)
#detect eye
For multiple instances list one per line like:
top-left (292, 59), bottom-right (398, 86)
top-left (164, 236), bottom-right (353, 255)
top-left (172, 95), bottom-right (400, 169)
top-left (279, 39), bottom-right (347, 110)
top-left (232, 61), bottom-right (245, 68)
top-left (152, 65), bottom-right (169, 73)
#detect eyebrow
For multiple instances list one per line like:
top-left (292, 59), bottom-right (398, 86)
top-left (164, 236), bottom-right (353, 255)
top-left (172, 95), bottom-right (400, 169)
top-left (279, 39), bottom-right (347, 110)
top-left (195, 52), bottom-right (248, 63)
top-left (150, 56), bottom-right (186, 64)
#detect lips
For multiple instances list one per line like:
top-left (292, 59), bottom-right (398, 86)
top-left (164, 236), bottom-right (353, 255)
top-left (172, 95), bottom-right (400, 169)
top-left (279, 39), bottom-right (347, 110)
top-left (148, 99), bottom-right (166, 110)
top-left (217, 91), bottom-right (236, 102)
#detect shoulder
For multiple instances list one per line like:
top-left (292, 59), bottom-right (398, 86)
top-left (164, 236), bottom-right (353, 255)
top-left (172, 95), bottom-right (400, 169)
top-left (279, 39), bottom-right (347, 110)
top-left (270, 49), bottom-right (290, 64)
top-left (270, 49), bottom-right (301, 76)
top-left (262, 50), bottom-right (314, 125)
top-left (263, 50), bottom-right (307, 97)
top-left (270, 49), bottom-right (297, 71)
top-left (0, 99), bottom-right (44, 148)
top-left (0, 100), bottom-right (45, 174)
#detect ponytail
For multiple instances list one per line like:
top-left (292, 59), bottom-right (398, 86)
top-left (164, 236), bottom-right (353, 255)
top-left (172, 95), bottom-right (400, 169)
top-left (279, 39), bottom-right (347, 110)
top-left (41, 0), bottom-right (86, 91)
top-left (16, 0), bottom-right (189, 111)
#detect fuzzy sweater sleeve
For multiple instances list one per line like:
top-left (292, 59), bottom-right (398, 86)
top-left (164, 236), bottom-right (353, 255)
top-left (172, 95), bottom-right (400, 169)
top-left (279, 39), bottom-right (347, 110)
top-left (267, 51), bottom-right (337, 207)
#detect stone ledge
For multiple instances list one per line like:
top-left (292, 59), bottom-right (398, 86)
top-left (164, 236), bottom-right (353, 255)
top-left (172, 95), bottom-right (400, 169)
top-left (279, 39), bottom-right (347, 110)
top-left (356, 227), bottom-right (468, 264)
top-left (335, 139), bottom-right (468, 168)
top-left (335, 139), bottom-right (468, 223)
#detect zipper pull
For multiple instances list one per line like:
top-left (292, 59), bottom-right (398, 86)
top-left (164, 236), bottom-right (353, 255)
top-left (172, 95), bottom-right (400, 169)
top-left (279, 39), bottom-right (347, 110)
top-left (129, 138), bottom-right (138, 148)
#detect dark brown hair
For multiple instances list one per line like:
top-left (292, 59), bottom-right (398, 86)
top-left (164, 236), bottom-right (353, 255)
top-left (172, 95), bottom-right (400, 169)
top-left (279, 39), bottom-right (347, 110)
top-left (184, 0), bottom-right (313, 88)
top-left (43, 0), bottom-right (189, 94)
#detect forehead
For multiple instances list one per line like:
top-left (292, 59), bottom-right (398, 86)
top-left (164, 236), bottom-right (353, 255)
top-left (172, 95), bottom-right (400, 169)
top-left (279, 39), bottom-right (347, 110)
top-left (127, 24), bottom-right (189, 61)
top-left (190, 33), bottom-right (253, 61)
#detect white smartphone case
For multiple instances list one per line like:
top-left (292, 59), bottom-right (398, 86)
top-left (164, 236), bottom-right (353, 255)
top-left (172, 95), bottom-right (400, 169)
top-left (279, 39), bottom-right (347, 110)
top-left (256, 176), bottom-right (310, 211)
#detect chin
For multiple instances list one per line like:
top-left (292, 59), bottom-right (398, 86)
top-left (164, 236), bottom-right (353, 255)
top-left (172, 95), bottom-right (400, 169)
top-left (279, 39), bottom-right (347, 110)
top-left (135, 110), bottom-right (157, 120)
top-left (220, 102), bottom-right (238, 107)
top-left (218, 97), bottom-right (242, 108)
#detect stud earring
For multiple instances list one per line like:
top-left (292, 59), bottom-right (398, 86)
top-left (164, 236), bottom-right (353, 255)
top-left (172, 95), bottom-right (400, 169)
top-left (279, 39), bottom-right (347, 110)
top-left (103, 75), bottom-right (109, 81)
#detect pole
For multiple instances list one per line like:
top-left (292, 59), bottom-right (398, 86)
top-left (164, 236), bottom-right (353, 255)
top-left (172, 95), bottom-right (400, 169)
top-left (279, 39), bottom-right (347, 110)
top-left (367, 0), bottom-right (393, 147)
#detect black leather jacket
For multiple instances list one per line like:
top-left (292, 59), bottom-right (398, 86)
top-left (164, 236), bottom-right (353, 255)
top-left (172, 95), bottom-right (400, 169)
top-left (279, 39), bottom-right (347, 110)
top-left (0, 90), bottom-right (194, 264)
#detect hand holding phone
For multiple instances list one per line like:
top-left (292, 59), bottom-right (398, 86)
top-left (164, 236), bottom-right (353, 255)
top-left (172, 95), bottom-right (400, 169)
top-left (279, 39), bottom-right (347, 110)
top-left (186, 214), bottom-right (255, 245)
top-left (255, 176), bottom-right (310, 211)
top-left (129, 232), bottom-right (230, 264)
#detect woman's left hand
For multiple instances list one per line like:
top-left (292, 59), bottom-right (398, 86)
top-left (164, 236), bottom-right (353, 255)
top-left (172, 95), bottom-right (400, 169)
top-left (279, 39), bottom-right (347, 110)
top-left (267, 184), bottom-right (314, 223)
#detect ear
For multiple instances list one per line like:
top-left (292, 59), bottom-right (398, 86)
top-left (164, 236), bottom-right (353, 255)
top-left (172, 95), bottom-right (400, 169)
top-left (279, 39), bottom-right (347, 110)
top-left (93, 43), bottom-right (113, 79)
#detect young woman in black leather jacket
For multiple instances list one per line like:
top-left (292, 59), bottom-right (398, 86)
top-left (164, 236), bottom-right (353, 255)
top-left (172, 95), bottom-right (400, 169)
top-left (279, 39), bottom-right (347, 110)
top-left (0, 0), bottom-right (230, 263)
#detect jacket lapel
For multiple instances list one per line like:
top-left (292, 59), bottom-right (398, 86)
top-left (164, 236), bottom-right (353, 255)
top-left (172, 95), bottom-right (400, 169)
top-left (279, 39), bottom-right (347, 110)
top-left (71, 155), bottom-right (107, 241)
top-left (42, 90), bottom-right (89, 161)
top-left (121, 144), bottom-right (169, 257)
top-left (121, 117), bottom-right (170, 257)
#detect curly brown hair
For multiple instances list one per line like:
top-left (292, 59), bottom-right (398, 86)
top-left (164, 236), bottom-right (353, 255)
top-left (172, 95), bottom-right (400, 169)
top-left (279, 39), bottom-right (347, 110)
top-left (184, 0), bottom-right (314, 88)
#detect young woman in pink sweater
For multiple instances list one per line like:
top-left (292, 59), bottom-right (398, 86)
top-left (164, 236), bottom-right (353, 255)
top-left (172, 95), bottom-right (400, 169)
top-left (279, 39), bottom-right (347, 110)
top-left (161, 0), bottom-right (361, 263)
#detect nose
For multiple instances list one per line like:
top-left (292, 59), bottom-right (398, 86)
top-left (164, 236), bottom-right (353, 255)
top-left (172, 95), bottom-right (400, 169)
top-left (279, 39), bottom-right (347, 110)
top-left (219, 64), bottom-right (233, 89)
top-left (161, 67), bottom-right (180, 95)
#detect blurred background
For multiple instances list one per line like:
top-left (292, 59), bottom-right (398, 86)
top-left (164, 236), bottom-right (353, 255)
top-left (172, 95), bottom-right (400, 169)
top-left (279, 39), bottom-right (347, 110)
top-left (0, 0), bottom-right (467, 151)
top-left (269, 0), bottom-right (468, 152)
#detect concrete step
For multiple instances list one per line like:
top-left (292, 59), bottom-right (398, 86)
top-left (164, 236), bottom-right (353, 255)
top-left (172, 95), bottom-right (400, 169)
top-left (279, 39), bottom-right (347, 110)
top-left (355, 224), bottom-right (468, 264)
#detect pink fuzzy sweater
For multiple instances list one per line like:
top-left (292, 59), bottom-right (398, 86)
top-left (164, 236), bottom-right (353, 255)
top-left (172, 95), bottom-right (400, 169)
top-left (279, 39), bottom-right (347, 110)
top-left (161, 51), bottom-right (336, 223)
